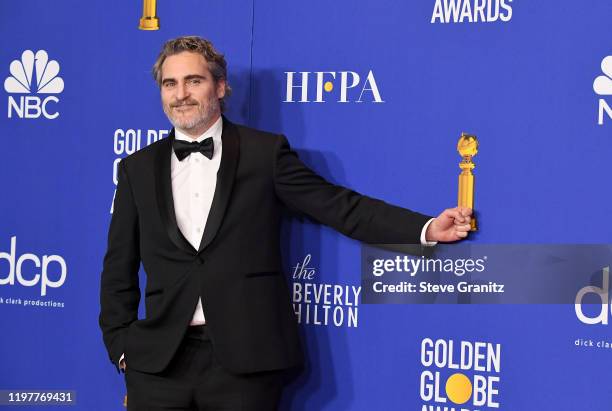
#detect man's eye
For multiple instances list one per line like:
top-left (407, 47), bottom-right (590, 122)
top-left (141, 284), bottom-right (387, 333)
top-left (189, 79), bottom-right (201, 85)
top-left (164, 82), bottom-right (176, 88)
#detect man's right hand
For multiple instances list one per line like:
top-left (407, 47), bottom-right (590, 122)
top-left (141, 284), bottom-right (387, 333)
top-left (425, 207), bottom-right (472, 243)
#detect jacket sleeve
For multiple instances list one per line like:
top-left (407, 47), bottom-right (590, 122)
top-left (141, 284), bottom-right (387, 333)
top-left (273, 135), bottom-right (432, 244)
top-left (99, 159), bottom-right (141, 373)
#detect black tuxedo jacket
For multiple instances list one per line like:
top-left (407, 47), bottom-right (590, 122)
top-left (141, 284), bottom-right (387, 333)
top-left (99, 117), bottom-right (432, 375)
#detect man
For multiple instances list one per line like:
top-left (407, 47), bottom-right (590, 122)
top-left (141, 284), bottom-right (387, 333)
top-left (99, 36), bottom-right (471, 410)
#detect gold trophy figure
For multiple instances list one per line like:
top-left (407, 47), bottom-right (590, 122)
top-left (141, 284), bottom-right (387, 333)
top-left (139, 0), bottom-right (160, 30)
top-left (457, 133), bottom-right (478, 231)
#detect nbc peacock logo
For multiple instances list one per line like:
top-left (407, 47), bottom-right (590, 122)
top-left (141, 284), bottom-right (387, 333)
top-left (593, 55), bottom-right (612, 126)
top-left (4, 50), bottom-right (64, 119)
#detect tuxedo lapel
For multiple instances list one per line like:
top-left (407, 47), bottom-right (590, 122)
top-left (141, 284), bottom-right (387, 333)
top-left (154, 129), bottom-right (197, 254)
top-left (197, 117), bottom-right (240, 253)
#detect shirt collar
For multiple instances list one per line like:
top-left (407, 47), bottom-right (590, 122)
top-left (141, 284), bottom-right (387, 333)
top-left (174, 116), bottom-right (223, 146)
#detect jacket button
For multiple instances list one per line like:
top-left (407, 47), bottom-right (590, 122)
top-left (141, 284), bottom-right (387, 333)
top-left (196, 255), bottom-right (204, 265)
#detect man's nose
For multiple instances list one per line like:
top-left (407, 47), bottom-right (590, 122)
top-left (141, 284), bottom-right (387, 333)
top-left (176, 82), bottom-right (189, 100)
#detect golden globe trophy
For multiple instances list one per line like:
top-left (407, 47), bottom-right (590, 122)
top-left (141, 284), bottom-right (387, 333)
top-left (139, 0), bottom-right (160, 30)
top-left (457, 133), bottom-right (478, 231)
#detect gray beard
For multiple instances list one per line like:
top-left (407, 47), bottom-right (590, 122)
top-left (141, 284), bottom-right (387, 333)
top-left (164, 98), bottom-right (220, 133)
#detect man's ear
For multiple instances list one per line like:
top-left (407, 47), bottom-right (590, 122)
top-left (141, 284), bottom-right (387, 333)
top-left (216, 79), bottom-right (226, 99)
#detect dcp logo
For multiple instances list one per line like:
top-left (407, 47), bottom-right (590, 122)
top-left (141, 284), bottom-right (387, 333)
top-left (0, 236), bottom-right (67, 297)
top-left (4, 49), bottom-right (64, 119)
top-left (575, 266), bottom-right (611, 325)
top-left (284, 70), bottom-right (384, 103)
top-left (593, 56), bottom-right (612, 125)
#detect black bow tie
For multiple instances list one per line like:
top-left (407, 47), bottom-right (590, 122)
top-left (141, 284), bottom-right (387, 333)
top-left (173, 137), bottom-right (214, 161)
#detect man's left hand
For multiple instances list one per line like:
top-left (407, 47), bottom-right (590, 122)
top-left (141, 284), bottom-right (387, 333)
top-left (426, 207), bottom-right (473, 243)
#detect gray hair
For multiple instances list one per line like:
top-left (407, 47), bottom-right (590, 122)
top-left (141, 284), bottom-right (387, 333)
top-left (152, 36), bottom-right (232, 112)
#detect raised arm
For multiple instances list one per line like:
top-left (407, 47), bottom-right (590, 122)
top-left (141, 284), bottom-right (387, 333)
top-left (273, 135), bottom-right (433, 244)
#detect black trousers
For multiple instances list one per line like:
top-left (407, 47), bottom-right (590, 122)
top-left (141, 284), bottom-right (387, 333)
top-left (125, 326), bottom-right (285, 410)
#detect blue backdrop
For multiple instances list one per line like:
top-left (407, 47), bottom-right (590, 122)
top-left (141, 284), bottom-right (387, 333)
top-left (1, 0), bottom-right (611, 409)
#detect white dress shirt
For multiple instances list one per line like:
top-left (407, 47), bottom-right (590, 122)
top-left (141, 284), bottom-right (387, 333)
top-left (171, 116), bottom-right (223, 325)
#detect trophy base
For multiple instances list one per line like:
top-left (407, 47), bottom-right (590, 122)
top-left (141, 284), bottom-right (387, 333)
top-left (139, 17), bottom-right (160, 30)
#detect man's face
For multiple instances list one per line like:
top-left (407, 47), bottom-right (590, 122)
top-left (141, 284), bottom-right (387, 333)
top-left (160, 51), bottom-right (226, 135)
